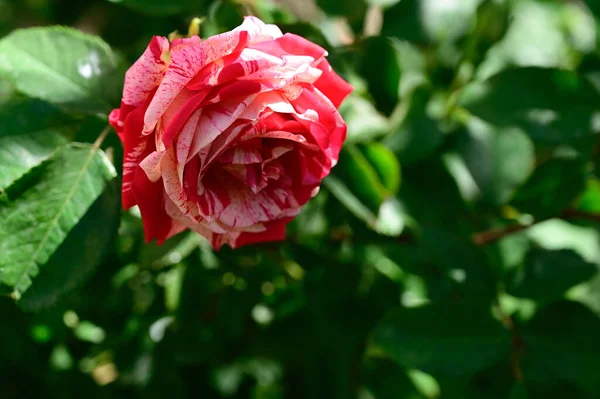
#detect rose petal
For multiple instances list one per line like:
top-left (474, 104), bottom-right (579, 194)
top-left (233, 219), bottom-right (290, 248)
top-left (292, 86), bottom-right (347, 163)
top-left (144, 17), bottom-right (282, 134)
top-left (162, 88), bottom-right (210, 147)
top-left (161, 147), bottom-right (190, 216)
top-left (122, 36), bottom-right (170, 108)
top-left (187, 48), bottom-right (282, 90)
top-left (139, 150), bottom-right (165, 182)
top-left (252, 33), bottom-right (352, 107)
top-left (217, 185), bottom-right (293, 228)
top-left (241, 130), bottom-right (320, 151)
top-left (164, 194), bottom-right (235, 250)
top-left (187, 96), bottom-right (257, 162)
top-left (132, 165), bottom-right (184, 244)
top-left (176, 108), bottom-right (203, 165)
top-left (195, 169), bottom-right (231, 220)
top-left (120, 98), bottom-right (153, 209)
top-left (314, 59), bottom-right (353, 108)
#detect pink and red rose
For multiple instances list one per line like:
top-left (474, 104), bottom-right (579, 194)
top-left (109, 16), bottom-right (352, 249)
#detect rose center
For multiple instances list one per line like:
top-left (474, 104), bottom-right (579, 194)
top-left (214, 137), bottom-right (294, 194)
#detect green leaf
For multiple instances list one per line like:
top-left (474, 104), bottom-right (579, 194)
top-left (139, 231), bottom-right (202, 269)
top-left (108, 0), bottom-right (208, 15)
top-left (0, 143), bottom-right (117, 299)
top-left (382, 0), bottom-right (482, 44)
top-left (340, 95), bottom-right (391, 144)
top-left (506, 249), bottom-right (598, 301)
top-left (357, 37), bottom-right (426, 115)
top-left (527, 219), bottom-right (600, 264)
top-left (316, 0), bottom-right (367, 24)
top-left (336, 145), bottom-right (390, 211)
top-left (18, 178), bottom-right (120, 311)
top-left (511, 157), bottom-right (587, 219)
top-left (202, 0), bottom-right (246, 38)
top-left (420, 228), bottom-right (497, 301)
top-left (524, 380), bottom-right (590, 399)
top-left (522, 301), bottom-right (600, 395)
top-left (323, 175), bottom-right (378, 229)
top-left (0, 79), bottom-right (16, 105)
top-left (371, 303), bottom-right (511, 376)
top-left (324, 176), bottom-right (404, 236)
top-left (374, 197), bottom-right (405, 237)
top-left (459, 68), bottom-right (600, 145)
top-left (366, 0), bottom-right (399, 6)
top-left (458, 118), bottom-right (535, 206)
top-left (584, 0), bottom-right (600, 14)
top-left (0, 97), bottom-right (77, 191)
top-left (383, 88), bottom-right (445, 165)
top-left (399, 159), bottom-right (466, 229)
top-left (476, 1), bottom-right (596, 79)
top-left (575, 178), bottom-right (600, 213)
top-left (0, 27), bottom-right (122, 114)
top-left (358, 37), bottom-right (403, 115)
top-left (362, 358), bottom-right (426, 399)
top-left (464, 0), bottom-right (511, 66)
top-left (360, 143), bottom-right (401, 195)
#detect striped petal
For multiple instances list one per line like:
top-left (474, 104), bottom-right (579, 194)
top-left (186, 96), bottom-right (257, 162)
top-left (120, 97), bottom-right (153, 209)
top-left (122, 36), bottom-right (170, 108)
top-left (161, 147), bottom-right (190, 216)
top-left (143, 17), bottom-right (282, 134)
top-left (132, 165), bottom-right (185, 244)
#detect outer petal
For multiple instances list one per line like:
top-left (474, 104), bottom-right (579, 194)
top-left (233, 219), bottom-right (291, 248)
top-left (251, 33), bottom-right (352, 107)
top-left (314, 59), bottom-right (353, 108)
top-left (122, 36), bottom-right (170, 108)
top-left (236, 16), bottom-right (283, 44)
top-left (160, 147), bottom-right (190, 216)
top-left (292, 86), bottom-right (347, 165)
top-left (144, 17), bottom-right (282, 134)
top-left (120, 97), bottom-right (154, 209)
top-left (143, 36), bottom-right (205, 134)
top-left (144, 17), bottom-right (281, 133)
top-left (132, 165), bottom-right (184, 244)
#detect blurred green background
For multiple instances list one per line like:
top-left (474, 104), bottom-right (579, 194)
top-left (2, 0), bottom-right (600, 398)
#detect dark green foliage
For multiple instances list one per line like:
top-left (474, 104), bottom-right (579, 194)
top-left (2, 0), bottom-right (600, 398)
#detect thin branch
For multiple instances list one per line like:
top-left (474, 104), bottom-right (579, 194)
top-left (472, 209), bottom-right (600, 246)
top-left (93, 125), bottom-right (111, 149)
top-left (561, 209), bottom-right (600, 223)
top-left (472, 219), bottom-right (547, 246)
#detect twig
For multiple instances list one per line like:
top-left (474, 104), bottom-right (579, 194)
top-left (472, 218), bottom-right (549, 246)
top-left (493, 297), bottom-right (524, 383)
top-left (561, 209), bottom-right (600, 222)
top-left (472, 209), bottom-right (600, 246)
top-left (93, 125), bottom-right (112, 149)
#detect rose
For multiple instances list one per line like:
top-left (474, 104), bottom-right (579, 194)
top-left (109, 16), bottom-right (352, 249)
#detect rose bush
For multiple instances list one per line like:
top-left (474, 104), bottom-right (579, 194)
top-left (109, 16), bottom-right (352, 250)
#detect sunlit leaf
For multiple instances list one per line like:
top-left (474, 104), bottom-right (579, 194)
top-left (0, 98), bottom-right (77, 191)
top-left (458, 118), bottom-right (535, 206)
top-left (460, 68), bottom-right (600, 145)
top-left (0, 143), bottom-right (117, 299)
top-left (0, 27), bottom-right (122, 114)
